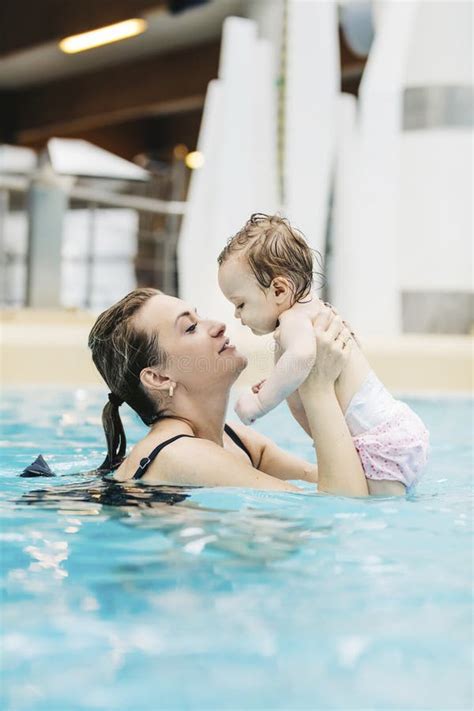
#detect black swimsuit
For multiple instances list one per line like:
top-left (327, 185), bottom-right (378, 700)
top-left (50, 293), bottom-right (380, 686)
top-left (132, 424), bottom-right (253, 480)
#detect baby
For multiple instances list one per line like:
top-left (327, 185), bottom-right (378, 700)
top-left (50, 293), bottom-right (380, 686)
top-left (217, 213), bottom-right (429, 493)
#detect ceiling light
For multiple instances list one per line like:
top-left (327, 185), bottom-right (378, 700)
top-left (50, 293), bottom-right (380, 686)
top-left (59, 19), bottom-right (147, 55)
top-left (185, 151), bottom-right (205, 170)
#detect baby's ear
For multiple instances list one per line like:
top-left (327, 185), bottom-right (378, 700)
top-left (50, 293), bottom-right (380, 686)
top-left (271, 277), bottom-right (292, 302)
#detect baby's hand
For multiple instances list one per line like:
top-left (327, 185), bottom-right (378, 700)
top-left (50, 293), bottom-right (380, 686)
top-left (234, 389), bottom-right (265, 425)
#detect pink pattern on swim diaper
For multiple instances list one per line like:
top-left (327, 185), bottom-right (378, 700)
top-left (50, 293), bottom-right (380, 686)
top-left (352, 402), bottom-right (429, 487)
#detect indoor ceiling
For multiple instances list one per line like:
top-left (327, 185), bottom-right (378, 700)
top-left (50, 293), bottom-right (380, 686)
top-left (0, 0), bottom-right (246, 89)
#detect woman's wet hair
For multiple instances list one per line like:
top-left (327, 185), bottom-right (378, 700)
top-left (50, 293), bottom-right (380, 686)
top-left (88, 288), bottom-right (168, 471)
top-left (217, 213), bottom-right (324, 303)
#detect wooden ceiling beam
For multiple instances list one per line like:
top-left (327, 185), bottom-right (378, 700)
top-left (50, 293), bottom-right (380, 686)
top-left (6, 40), bottom-right (220, 145)
top-left (0, 0), bottom-right (166, 57)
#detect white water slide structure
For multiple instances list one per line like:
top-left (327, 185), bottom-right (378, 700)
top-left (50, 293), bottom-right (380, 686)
top-left (179, 0), bottom-right (473, 337)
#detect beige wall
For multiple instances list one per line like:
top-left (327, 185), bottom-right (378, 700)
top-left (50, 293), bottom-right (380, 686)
top-left (1, 310), bottom-right (472, 393)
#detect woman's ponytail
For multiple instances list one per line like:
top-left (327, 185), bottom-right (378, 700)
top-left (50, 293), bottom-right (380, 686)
top-left (97, 393), bottom-right (127, 472)
top-left (88, 288), bottom-right (167, 472)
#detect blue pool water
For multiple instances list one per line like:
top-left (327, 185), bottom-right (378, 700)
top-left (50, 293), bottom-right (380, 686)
top-left (1, 389), bottom-right (472, 711)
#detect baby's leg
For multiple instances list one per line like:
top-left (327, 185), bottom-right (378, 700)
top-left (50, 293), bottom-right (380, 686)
top-left (368, 480), bottom-right (406, 496)
top-left (334, 335), bottom-right (409, 495)
top-left (334, 341), bottom-right (371, 414)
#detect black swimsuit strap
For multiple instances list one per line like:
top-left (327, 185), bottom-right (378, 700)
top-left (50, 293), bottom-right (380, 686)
top-left (224, 424), bottom-right (253, 466)
top-left (132, 424), bottom-right (253, 480)
top-left (132, 434), bottom-right (194, 480)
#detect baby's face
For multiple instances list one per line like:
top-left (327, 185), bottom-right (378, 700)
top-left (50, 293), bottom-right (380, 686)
top-left (218, 257), bottom-right (279, 335)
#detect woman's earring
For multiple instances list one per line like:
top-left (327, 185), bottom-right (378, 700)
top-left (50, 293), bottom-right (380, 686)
top-left (169, 384), bottom-right (174, 397)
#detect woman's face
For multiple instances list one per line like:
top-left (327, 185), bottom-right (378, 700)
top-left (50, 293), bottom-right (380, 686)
top-left (135, 293), bottom-right (248, 393)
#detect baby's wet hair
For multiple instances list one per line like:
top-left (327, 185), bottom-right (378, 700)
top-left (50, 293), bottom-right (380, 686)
top-left (217, 213), bottom-right (323, 303)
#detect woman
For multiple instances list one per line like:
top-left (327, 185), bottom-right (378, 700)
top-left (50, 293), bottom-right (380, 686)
top-left (88, 288), bottom-right (368, 497)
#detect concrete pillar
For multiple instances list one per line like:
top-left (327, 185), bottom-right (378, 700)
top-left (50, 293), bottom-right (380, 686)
top-left (26, 171), bottom-right (68, 308)
top-left (0, 190), bottom-right (9, 305)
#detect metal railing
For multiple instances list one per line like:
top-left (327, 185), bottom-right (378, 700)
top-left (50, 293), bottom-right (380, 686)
top-left (0, 164), bottom-right (187, 309)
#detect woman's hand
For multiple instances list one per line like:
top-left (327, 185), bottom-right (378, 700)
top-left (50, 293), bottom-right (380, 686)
top-left (299, 307), bottom-right (353, 398)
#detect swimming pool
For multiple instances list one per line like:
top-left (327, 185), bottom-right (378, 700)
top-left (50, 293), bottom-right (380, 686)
top-left (1, 389), bottom-right (472, 710)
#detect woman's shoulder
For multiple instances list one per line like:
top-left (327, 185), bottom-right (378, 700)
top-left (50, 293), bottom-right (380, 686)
top-left (114, 421), bottom-right (300, 492)
top-left (114, 420), bottom-right (252, 483)
top-left (114, 420), bottom-right (195, 482)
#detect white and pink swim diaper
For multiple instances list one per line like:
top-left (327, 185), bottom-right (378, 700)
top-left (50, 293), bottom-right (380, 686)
top-left (344, 371), bottom-right (429, 488)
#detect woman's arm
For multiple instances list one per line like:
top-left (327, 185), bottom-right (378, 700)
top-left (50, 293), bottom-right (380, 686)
top-left (228, 422), bottom-right (318, 483)
top-left (302, 385), bottom-right (367, 496)
top-left (299, 313), bottom-right (369, 497)
top-left (141, 436), bottom-right (306, 492)
top-left (286, 391), bottom-right (312, 437)
top-left (258, 439), bottom-right (318, 482)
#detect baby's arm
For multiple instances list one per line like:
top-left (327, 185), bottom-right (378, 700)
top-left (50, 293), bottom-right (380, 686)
top-left (234, 311), bottom-right (315, 425)
top-left (256, 311), bottom-right (316, 413)
top-left (271, 327), bottom-right (312, 435)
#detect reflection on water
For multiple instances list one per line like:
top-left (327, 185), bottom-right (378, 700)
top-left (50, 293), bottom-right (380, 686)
top-left (1, 389), bottom-right (473, 711)
top-left (16, 477), bottom-right (332, 564)
top-left (19, 478), bottom-right (191, 509)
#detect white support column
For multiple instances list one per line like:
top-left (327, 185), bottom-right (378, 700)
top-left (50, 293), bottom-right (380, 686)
top-left (284, 0), bottom-right (340, 254)
top-left (330, 93), bottom-right (361, 324)
top-left (333, 1), bottom-right (472, 335)
top-left (178, 78), bottom-right (225, 317)
top-left (178, 16), bottom-right (279, 328)
top-left (397, 0), bottom-right (473, 332)
top-left (344, 0), bottom-right (418, 335)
